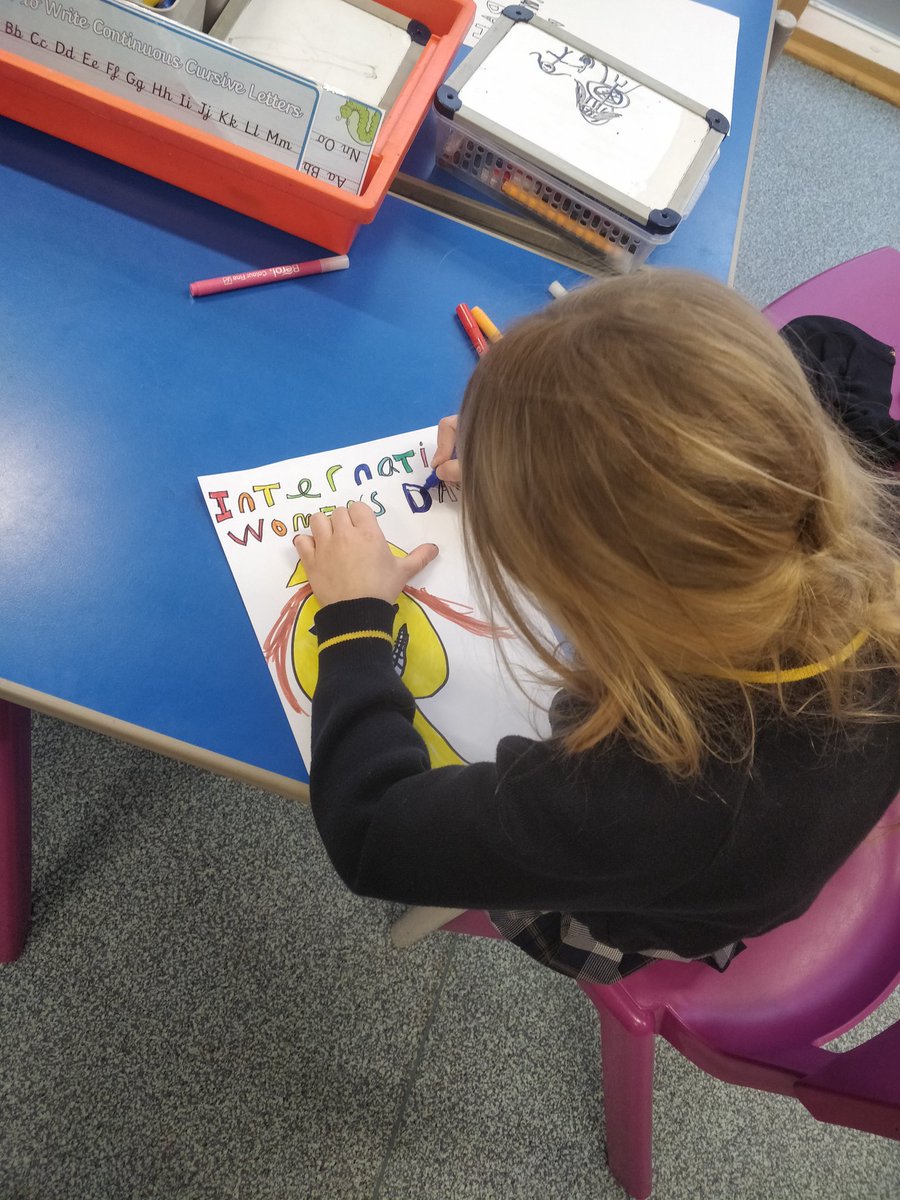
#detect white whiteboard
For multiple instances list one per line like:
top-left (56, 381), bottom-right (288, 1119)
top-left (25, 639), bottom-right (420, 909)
top-left (221, 0), bottom-right (412, 106)
top-left (459, 20), bottom-right (710, 210)
top-left (465, 0), bottom-right (738, 122)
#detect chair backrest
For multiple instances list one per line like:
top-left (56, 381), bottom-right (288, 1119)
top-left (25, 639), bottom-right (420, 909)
top-left (602, 795), bottom-right (900, 1138)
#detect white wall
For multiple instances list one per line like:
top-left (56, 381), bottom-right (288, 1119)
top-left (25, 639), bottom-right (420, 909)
top-left (824, 0), bottom-right (900, 39)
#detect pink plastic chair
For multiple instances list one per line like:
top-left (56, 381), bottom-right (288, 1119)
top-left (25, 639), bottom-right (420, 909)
top-left (442, 796), bottom-right (900, 1198)
top-left (439, 250), bottom-right (900, 1199)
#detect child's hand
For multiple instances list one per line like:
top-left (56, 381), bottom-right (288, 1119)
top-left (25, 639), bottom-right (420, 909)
top-left (293, 504), bottom-right (438, 608)
top-left (432, 415), bottom-right (461, 484)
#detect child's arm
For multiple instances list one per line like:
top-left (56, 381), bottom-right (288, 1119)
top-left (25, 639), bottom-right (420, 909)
top-left (309, 594), bottom-right (525, 906)
top-left (308, 594), bottom-right (712, 915)
top-left (296, 502), bottom-right (695, 912)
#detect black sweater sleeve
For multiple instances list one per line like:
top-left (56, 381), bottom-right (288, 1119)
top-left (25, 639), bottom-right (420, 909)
top-left (308, 597), bottom-right (676, 911)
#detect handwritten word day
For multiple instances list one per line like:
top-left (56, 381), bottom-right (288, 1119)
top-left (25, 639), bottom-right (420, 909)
top-left (206, 438), bottom-right (458, 547)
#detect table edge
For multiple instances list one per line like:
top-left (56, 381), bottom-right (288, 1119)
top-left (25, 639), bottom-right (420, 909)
top-left (728, 0), bottom-right (777, 285)
top-left (0, 677), bottom-right (310, 804)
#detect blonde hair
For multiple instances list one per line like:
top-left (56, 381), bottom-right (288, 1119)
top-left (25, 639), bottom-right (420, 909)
top-left (459, 269), bottom-right (900, 776)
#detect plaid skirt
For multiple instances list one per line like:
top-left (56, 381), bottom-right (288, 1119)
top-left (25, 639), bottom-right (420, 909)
top-left (488, 909), bottom-right (744, 985)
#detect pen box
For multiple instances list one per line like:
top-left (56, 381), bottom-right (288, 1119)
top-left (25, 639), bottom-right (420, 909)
top-left (0, 0), bottom-right (473, 252)
top-left (434, 5), bottom-right (729, 268)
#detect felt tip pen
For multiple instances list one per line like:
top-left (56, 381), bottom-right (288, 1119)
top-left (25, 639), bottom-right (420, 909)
top-left (189, 254), bottom-right (349, 298)
top-left (455, 302), bottom-right (489, 357)
top-left (471, 305), bottom-right (503, 343)
top-left (501, 180), bottom-right (625, 261)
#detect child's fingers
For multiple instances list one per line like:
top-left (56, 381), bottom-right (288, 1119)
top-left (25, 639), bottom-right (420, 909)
top-left (293, 533), bottom-right (316, 568)
top-left (435, 459), bottom-right (461, 484)
top-left (330, 505), bottom-right (352, 531)
top-left (309, 512), bottom-right (333, 540)
top-left (401, 543), bottom-right (439, 584)
top-left (432, 414), bottom-right (459, 467)
top-left (347, 501), bottom-right (376, 528)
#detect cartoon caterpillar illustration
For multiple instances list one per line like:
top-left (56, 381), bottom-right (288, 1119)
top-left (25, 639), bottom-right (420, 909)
top-left (339, 100), bottom-right (381, 146)
top-left (264, 543), bottom-right (513, 767)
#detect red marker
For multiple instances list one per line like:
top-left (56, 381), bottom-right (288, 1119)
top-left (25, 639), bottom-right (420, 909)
top-left (189, 253), bottom-right (349, 298)
top-left (455, 302), bottom-right (489, 357)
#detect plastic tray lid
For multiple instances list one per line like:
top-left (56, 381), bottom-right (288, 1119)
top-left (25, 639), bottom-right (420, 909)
top-left (435, 5), bottom-right (729, 235)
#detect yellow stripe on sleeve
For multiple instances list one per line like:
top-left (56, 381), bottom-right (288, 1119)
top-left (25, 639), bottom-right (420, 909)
top-left (318, 630), bottom-right (394, 654)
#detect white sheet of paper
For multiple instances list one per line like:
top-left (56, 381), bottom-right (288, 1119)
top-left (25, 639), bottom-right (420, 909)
top-left (459, 20), bottom-right (710, 209)
top-left (199, 427), bottom-right (554, 769)
top-left (465, 0), bottom-right (738, 121)
top-left (223, 0), bottom-right (412, 107)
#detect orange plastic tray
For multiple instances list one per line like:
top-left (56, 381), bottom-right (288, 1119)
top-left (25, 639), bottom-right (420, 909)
top-left (0, 0), bottom-right (473, 251)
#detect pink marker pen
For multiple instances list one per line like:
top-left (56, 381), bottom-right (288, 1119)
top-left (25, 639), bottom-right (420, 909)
top-left (189, 254), bottom-right (349, 298)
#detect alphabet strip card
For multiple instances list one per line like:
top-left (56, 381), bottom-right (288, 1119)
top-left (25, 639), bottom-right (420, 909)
top-left (199, 427), bottom-right (554, 770)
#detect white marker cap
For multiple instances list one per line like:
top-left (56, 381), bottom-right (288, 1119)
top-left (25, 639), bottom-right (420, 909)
top-left (548, 280), bottom-right (568, 299)
top-left (321, 254), bottom-right (351, 273)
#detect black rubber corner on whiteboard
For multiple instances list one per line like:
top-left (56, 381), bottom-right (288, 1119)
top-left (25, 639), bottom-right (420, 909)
top-left (407, 19), bottom-right (431, 45)
top-left (503, 6), bottom-right (535, 22)
top-left (435, 86), bottom-right (462, 118)
top-left (706, 109), bottom-right (730, 135)
top-left (647, 208), bottom-right (682, 233)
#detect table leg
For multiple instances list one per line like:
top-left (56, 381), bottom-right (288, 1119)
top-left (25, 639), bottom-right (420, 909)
top-left (0, 700), bottom-right (32, 963)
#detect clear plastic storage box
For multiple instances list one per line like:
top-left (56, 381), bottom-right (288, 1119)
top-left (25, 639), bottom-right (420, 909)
top-left (434, 5), bottom-right (729, 269)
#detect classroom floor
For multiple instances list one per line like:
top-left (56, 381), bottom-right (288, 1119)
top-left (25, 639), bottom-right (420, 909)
top-left (2, 56), bottom-right (900, 1200)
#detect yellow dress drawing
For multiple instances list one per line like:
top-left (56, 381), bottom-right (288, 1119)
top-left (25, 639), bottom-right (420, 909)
top-left (264, 543), bottom-right (512, 768)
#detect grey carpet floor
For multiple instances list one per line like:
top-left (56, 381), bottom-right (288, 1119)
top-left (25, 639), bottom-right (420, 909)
top-left (2, 56), bottom-right (900, 1200)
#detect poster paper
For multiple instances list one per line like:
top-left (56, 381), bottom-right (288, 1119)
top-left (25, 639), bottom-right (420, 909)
top-left (199, 427), bottom-right (554, 770)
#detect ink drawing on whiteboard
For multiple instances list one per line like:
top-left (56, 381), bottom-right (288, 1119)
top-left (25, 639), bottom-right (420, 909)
top-left (211, 0), bottom-right (430, 110)
top-left (533, 45), bottom-right (641, 126)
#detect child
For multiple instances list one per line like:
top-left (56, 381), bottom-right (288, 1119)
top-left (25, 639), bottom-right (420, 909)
top-left (293, 269), bottom-right (900, 983)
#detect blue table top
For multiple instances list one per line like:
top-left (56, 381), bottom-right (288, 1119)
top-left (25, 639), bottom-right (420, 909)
top-left (0, 0), bottom-right (772, 790)
top-left (0, 114), bottom-right (586, 787)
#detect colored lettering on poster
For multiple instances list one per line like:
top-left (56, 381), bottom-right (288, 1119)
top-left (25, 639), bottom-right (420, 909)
top-left (207, 441), bottom-right (454, 548)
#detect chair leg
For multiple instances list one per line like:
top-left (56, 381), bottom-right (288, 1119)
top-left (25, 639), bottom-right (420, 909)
top-left (390, 905), bottom-right (465, 948)
top-left (598, 1007), bottom-right (656, 1200)
top-left (0, 700), bottom-right (32, 963)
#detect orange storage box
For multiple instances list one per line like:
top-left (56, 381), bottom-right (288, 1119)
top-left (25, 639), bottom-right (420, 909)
top-left (0, 0), bottom-right (474, 251)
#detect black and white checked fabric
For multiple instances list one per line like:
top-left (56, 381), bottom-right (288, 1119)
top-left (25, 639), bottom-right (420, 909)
top-left (488, 910), bottom-right (743, 985)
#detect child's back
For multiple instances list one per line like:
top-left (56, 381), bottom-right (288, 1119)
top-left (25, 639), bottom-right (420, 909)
top-left (296, 269), bottom-right (900, 981)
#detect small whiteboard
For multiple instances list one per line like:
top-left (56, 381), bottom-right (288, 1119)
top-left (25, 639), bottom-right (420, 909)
top-left (463, 0), bottom-right (738, 124)
top-left (212, 0), bottom-right (428, 108)
top-left (442, 10), bottom-right (728, 228)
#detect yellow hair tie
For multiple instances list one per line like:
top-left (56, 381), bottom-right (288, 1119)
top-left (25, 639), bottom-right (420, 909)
top-left (718, 628), bottom-right (869, 685)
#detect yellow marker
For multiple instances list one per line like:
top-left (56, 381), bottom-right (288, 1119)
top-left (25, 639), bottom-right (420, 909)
top-left (501, 180), bottom-right (625, 261)
top-left (471, 306), bottom-right (503, 343)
